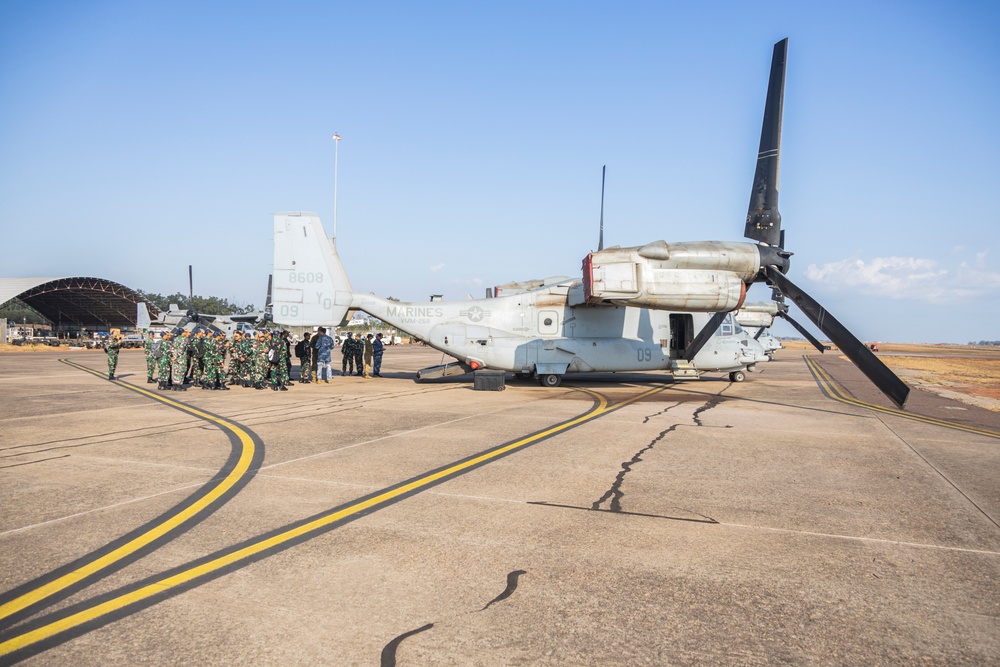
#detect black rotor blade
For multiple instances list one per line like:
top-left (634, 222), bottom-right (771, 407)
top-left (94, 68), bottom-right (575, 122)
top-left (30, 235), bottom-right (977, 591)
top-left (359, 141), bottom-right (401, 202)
top-left (598, 165), bottom-right (606, 252)
top-left (188, 265), bottom-right (194, 300)
top-left (683, 311), bottom-right (729, 362)
top-left (753, 327), bottom-right (765, 340)
top-left (263, 274), bottom-right (274, 322)
top-left (744, 38), bottom-right (787, 247)
top-left (764, 265), bottom-right (909, 409)
top-left (778, 310), bottom-right (826, 353)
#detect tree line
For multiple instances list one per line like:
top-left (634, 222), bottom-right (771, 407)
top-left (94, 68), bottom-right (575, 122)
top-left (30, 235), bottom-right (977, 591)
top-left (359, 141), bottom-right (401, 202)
top-left (135, 291), bottom-right (258, 316)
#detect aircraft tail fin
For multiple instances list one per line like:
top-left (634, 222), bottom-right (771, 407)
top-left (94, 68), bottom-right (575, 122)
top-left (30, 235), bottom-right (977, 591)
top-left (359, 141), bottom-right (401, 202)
top-left (272, 212), bottom-right (353, 327)
top-left (137, 302), bottom-right (152, 329)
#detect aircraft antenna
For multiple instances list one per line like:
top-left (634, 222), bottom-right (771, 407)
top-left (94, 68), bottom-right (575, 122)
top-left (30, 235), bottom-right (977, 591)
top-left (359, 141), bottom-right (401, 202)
top-left (332, 132), bottom-right (341, 247)
top-left (598, 165), bottom-right (606, 251)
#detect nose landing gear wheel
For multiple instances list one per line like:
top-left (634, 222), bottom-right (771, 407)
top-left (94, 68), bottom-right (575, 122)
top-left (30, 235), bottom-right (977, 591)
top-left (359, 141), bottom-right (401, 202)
top-left (539, 373), bottom-right (562, 387)
top-left (729, 370), bottom-right (746, 383)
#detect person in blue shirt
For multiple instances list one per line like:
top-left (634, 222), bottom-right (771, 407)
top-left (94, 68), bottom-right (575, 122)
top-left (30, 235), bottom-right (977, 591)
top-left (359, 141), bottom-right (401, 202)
top-left (373, 333), bottom-right (386, 377)
top-left (313, 327), bottom-right (336, 383)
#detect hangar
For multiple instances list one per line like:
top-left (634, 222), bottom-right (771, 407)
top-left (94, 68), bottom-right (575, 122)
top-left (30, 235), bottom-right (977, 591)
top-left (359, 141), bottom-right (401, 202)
top-left (0, 277), bottom-right (150, 335)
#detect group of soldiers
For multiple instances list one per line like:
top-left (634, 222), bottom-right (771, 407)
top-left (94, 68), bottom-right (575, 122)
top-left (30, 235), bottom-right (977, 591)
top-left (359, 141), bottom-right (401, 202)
top-left (107, 327), bottom-right (388, 391)
top-left (296, 330), bottom-right (387, 382)
top-left (139, 328), bottom-right (294, 392)
top-left (340, 331), bottom-right (385, 378)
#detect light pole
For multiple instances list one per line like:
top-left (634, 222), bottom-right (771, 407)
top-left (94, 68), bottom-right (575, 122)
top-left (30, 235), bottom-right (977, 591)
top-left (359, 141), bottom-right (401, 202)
top-left (332, 132), bottom-right (341, 247)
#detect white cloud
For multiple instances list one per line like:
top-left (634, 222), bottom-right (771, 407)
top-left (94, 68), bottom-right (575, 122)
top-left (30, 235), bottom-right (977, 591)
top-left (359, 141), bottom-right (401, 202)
top-left (429, 263), bottom-right (445, 272)
top-left (804, 252), bottom-right (1000, 303)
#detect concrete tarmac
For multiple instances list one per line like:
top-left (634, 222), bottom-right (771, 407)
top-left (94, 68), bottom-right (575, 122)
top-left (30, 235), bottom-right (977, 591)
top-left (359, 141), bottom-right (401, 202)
top-left (0, 346), bottom-right (997, 665)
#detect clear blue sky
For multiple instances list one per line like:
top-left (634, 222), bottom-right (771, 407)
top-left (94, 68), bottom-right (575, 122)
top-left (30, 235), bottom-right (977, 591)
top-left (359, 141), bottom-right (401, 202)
top-left (2, 1), bottom-right (997, 343)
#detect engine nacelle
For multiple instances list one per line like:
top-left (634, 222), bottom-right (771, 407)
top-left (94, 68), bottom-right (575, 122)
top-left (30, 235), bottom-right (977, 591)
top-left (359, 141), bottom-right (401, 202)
top-left (583, 241), bottom-right (764, 312)
top-left (735, 301), bottom-right (781, 328)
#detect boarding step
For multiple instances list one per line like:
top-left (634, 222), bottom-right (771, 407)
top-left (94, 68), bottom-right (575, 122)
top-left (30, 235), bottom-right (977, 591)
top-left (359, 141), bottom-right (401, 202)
top-left (669, 360), bottom-right (701, 380)
top-left (416, 362), bottom-right (473, 381)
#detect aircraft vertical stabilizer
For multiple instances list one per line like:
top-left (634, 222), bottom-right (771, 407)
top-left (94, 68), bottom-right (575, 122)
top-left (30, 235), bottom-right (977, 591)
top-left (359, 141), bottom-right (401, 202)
top-left (272, 212), bottom-right (353, 327)
top-left (136, 302), bottom-right (152, 329)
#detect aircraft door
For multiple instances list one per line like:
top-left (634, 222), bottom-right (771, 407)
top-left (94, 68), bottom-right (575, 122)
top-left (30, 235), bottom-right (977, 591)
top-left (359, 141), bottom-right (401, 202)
top-left (668, 314), bottom-right (693, 359)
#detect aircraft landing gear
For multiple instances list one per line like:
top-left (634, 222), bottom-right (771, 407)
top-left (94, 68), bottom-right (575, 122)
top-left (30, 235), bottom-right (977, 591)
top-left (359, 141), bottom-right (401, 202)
top-left (539, 373), bottom-right (562, 387)
top-left (729, 370), bottom-right (746, 383)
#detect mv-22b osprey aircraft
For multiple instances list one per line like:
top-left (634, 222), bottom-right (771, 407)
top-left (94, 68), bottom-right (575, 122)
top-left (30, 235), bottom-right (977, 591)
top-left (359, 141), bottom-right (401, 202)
top-left (137, 266), bottom-right (274, 338)
top-left (271, 38), bottom-right (910, 409)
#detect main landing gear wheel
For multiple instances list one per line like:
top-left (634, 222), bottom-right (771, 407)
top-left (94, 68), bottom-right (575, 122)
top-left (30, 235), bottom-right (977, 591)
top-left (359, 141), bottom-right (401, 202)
top-left (540, 374), bottom-right (562, 387)
top-left (729, 370), bottom-right (746, 383)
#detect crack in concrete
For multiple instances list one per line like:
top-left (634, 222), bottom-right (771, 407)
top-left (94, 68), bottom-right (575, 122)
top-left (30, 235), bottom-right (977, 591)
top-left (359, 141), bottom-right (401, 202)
top-left (592, 396), bottom-right (727, 513)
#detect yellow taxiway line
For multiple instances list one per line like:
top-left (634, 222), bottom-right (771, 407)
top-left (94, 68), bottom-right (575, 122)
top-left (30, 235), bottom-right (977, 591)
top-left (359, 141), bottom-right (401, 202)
top-left (0, 382), bottom-right (667, 659)
top-left (0, 361), bottom-right (260, 627)
top-left (804, 355), bottom-right (1000, 440)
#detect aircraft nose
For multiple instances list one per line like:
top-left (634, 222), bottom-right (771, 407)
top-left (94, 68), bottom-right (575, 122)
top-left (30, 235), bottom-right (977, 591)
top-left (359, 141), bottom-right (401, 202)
top-left (739, 339), bottom-right (769, 364)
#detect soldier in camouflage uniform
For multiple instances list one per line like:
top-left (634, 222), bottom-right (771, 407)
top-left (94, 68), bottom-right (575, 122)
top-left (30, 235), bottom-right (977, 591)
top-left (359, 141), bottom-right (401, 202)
top-left (251, 331), bottom-right (269, 389)
top-left (171, 329), bottom-right (190, 390)
top-left (237, 333), bottom-right (256, 387)
top-left (271, 331), bottom-right (290, 391)
top-left (105, 331), bottom-right (123, 380)
top-left (200, 332), bottom-right (230, 390)
top-left (143, 330), bottom-right (157, 383)
top-left (230, 332), bottom-right (250, 386)
top-left (187, 330), bottom-right (206, 384)
top-left (216, 332), bottom-right (230, 388)
top-left (352, 333), bottom-right (364, 376)
top-left (156, 332), bottom-right (174, 390)
top-left (296, 332), bottom-right (313, 383)
top-left (225, 332), bottom-right (241, 385)
top-left (342, 332), bottom-right (356, 376)
top-left (200, 332), bottom-right (216, 389)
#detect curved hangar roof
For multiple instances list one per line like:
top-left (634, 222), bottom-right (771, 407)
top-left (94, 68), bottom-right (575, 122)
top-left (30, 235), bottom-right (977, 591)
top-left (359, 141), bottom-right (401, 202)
top-left (0, 277), bottom-right (148, 328)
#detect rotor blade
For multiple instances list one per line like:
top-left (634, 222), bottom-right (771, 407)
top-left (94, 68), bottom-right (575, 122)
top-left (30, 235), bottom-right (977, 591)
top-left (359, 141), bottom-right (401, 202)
top-left (598, 165), bottom-right (606, 252)
top-left (263, 274), bottom-right (274, 322)
top-left (683, 311), bottom-right (729, 362)
top-left (744, 38), bottom-right (787, 247)
top-left (778, 310), bottom-right (826, 353)
top-left (753, 327), bottom-right (765, 340)
top-left (188, 265), bottom-right (194, 300)
top-left (764, 266), bottom-right (909, 409)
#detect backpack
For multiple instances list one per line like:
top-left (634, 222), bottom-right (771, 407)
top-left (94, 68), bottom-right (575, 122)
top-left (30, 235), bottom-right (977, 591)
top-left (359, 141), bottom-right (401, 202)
top-left (267, 341), bottom-right (281, 364)
top-left (152, 339), bottom-right (163, 359)
top-left (191, 337), bottom-right (205, 358)
top-left (294, 340), bottom-right (305, 357)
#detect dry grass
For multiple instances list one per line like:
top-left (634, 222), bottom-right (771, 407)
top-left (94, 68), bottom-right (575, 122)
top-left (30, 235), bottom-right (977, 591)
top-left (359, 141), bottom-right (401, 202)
top-left (780, 340), bottom-right (1000, 410)
top-left (877, 356), bottom-right (1000, 409)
